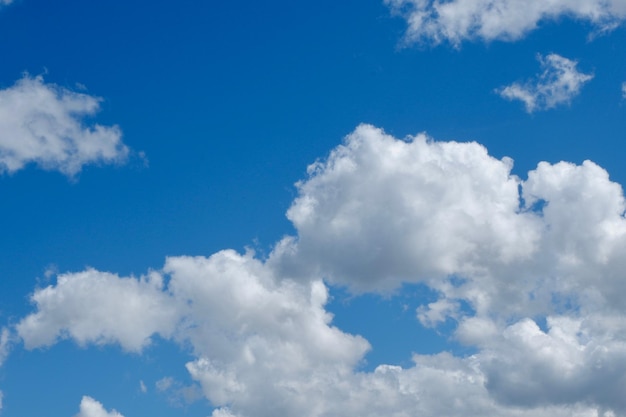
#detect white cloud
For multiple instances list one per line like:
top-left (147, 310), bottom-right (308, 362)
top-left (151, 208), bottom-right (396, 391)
top-left (211, 409), bottom-right (238, 417)
top-left (17, 269), bottom-right (180, 352)
top-left (497, 54), bottom-right (593, 112)
top-left (270, 124), bottom-right (626, 414)
top-left (0, 327), bottom-right (11, 366)
top-left (0, 0), bottom-right (12, 6)
top-left (75, 396), bottom-right (124, 417)
top-left (155, 377), bottom-right (174, 392)
top-left (0, 74), bottom-right (128, 176)
top-left (622, 82), bottom-right (626, 98)
top-left (139, 380), bottom-right (147, 394)
top-left (385, 0), bottom-right (626, 45)
top-left (0, 328), bottom-right (13, 413)
top-left (155, 376), bottom-right (203, 406)
top-left (16, 124), bottom-right (626, 416)
top-left (272, 124), bottom-right (539, 293)
top-left (275, 125), bottom-right (626, 318)
top-left (477, 316), bottom-right (626, 409)
top-left (417, 298), bottom-right (460, 327)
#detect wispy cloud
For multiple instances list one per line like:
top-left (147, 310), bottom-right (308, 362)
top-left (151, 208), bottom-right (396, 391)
top-left (622, 82), bottom-right (626, 98)
top-left (497, 54), bottom-right (593, 112)
top-left (0, 327), bottom-right (11, 367)
top-left (385, 0), bottom-right (626, 46)
top-left (0, 74), bottom-right (129, 176)
top-left (16, 124), bottom-right (626, 417)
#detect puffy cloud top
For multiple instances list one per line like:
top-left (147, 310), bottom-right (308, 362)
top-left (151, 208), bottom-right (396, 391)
top-left (274, 124), bottom-right (539, 293)
top-left (0, 75), bottom-right (128, 176)
top-left (75, 397), bottom-right (124, 417)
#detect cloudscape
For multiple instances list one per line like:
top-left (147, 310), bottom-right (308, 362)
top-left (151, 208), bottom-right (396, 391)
top-left (1, 1), bottom-right (626, 416)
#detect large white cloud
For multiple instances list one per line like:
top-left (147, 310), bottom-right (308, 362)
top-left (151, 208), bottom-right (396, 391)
top-left (0, 74), bottom-right (128, 176)
top-left (16, 124), bottom-right (626, 416)
top-left (497, 54), bottom-right (593, 112)
top-left (385, 0), bottom-right (626, 45)
top-left (75, 396), bottom-right (124, 417)
top-left (17, 252), bottom-right (616, 417)
top-left (272, 123), bottom-right (541, 294)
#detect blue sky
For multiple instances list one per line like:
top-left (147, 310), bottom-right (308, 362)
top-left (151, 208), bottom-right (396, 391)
top-left (1, 0), bottom-right (626, 416)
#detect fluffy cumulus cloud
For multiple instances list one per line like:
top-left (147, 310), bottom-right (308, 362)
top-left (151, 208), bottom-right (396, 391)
top-left (0, 74), bottom-right (128, 176)
top-left (273, 124), bottom-right (539, 292)
top-left (497, 54), bottom-right (593, 112)
top-left (17, 269), bottom-right (179, 352)
top-left (16, 124), bottom-right (626, 416)
top-left (385, 0), bottom-right (626, 45)
top-left (75, 396), bottom-right (124, 417)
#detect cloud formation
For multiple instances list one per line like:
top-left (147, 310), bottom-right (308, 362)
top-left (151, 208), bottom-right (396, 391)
top-left (0, 74), bottom-right (128, 176)
top-left (497, 54), bottom-right (593, 112)
top-left (385, 0), bottom-right (626, 45)
top-left (75, 397), bottom-right (124, 417)
top-left (17, 269), bottom-right (178, 352)
top-left (622, 82), bottom-right (626, 98)
top-left (16, 124), bottom-right (626, 416)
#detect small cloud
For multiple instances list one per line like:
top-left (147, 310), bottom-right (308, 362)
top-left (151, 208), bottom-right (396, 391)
top-left (497, 54), bottom-right (593, 112)
top-left (417, 298), bottom-right (459, 328)
top-left (16, 269), bottom-right (177, 352)
top-left (155, 377), bottom-right (173, 392)
top-left (44, 265), bottom-right (58, 280)
top-left (75, 396), bottom-right (124, 417)
top-left (139, 380), bottom-right (147, 394)
top-left (0, 327), bottom-right (13, 367)
top-left (622, 82), bottom-right (626, 99)
top-left (0, 74), bottom-right (130, 177)
top-left (155, 376), bottom-right (202, 407)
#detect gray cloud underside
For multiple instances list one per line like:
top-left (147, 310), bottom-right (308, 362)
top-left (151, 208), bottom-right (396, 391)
top-left (17, 124), bottom-right (626, 417)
